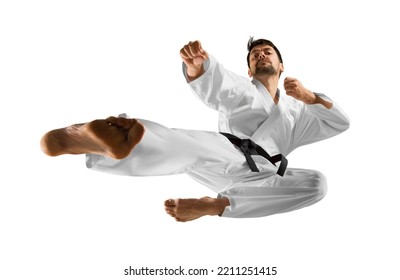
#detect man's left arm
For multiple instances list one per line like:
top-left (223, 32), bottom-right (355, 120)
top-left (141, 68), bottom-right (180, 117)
top-left (284, 77), bottom-right (332, 109)
top-left (284, 77), bottom-right (350, 151)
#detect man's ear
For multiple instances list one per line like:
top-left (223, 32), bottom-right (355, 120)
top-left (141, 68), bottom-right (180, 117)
top-left (280, 63), bottom-right (285, 74)
top-left (248, 69), bottom-right (253, 77)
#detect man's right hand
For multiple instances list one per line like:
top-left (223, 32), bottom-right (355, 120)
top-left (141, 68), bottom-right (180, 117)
top-left (180, 40), bottom-right (208, 81)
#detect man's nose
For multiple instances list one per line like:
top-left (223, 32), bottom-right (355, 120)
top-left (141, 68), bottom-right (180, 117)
top-left (258, 52), bottom-right (266, 59)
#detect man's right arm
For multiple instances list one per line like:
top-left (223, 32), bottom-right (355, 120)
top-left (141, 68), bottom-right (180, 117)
top-left (180, 40), bottom-right (252, 115)
top-left (180, 40), bottom-right (208, 81)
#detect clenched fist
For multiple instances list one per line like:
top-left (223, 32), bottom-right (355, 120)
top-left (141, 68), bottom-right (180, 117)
top-left (180, 40), bottom-right (208, 81)
top-left (284, 77), bottom-right (332, 109)
top-left (284, 77), bottom-right (316, 104)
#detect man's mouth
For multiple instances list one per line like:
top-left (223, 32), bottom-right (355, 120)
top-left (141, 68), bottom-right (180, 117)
top-left (257, 61), bottom-right (270, 66)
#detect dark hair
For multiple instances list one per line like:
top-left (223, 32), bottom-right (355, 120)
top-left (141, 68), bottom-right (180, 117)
top-left (247, 37), bottom-right (283, 67)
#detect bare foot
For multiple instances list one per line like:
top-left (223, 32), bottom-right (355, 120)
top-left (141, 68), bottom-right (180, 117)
top-left (87, 117), bottom-right (145, 159)
top-left (164, 197), bottom-right (230, 222)
top-left (40, 116), bottom-right (145, 159)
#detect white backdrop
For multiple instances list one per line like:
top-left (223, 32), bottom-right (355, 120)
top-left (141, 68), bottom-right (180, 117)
top-left (1, 0), bottom-right (399, 279)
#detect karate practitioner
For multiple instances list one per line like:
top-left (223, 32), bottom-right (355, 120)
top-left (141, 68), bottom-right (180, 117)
top-left (40, 38), bottom-right (350, 222)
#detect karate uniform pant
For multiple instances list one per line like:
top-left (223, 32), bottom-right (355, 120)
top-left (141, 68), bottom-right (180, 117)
top-left (86, 119), bottom-right (327, 218)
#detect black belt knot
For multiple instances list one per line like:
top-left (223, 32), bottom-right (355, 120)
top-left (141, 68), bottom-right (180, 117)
top-left (220, 132), bottom-right (288, 176)
top-left (240, 139), bottom-right (257, 154)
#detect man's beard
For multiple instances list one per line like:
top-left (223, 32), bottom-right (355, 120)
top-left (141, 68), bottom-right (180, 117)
top-left (255, 65), bottom-right (277, 76)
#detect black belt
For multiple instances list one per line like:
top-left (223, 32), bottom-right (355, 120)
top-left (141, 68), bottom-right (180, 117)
top-left (220, 132), bottom-right (288, 176)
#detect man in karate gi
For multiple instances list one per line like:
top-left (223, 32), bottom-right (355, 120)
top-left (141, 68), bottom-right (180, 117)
top-left (40, 38), bottom-right (350, 222)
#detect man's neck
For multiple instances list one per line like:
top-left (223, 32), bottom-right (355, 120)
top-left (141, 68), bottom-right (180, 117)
top-left (254, 75), bottom-right (280, 104)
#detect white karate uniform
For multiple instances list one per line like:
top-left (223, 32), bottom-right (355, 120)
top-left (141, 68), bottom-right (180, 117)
top-left (86, 55), bottom-right (350, 218)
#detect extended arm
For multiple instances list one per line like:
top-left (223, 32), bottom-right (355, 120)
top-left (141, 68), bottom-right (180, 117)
top-left (180, 41), bottom-right (253, 115)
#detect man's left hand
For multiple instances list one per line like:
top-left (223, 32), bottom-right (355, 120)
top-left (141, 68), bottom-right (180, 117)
top-left (284, 77), bottom-right (316, 104)
top-left (284, 77), bottom-right (332, 109)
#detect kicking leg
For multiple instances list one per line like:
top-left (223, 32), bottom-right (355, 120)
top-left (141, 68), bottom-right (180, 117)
top-left (86, 119), bottom-right (244, 176)
top-left (40, 116), bottom-right (145, 159)
top-left (164, 197), bottom-right (230, 222)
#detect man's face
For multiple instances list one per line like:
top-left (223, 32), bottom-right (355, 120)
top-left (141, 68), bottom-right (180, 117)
top-left (248, 44), bottom-right (283, 77)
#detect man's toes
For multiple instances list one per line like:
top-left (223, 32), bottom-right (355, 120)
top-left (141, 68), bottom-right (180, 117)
top-left (105, 116), bottom-right (118, 125)
top-left (105, 116), bottom-right (134, 130)
top-left (165, 209), bottom-right (177, 218)
top-left (116, 117), bottom-right (132, 129)
top-left (129, 122), bottom-right (145, 142)
top-left (164, 199), bottom-right (176, 207)
top-left (167, 210), bottom-right (176, 217)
